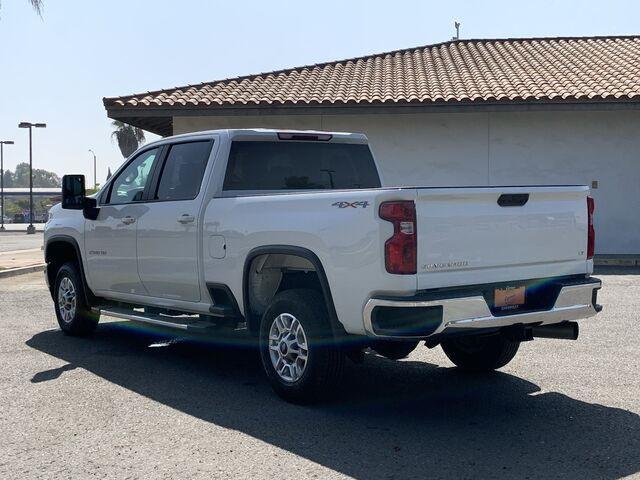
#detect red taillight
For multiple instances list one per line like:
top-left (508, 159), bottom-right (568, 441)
top-left (379, 201), bottom-right (417, 274)
top-left (587, 196), bottom-right (595, 259)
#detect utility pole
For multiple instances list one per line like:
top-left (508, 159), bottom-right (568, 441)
top-left (0, 140), bottom-right (14, 231)
top-left (88, 149), bottom-right (97, 189)
top-left (18, 122), bottom-right (46, 234)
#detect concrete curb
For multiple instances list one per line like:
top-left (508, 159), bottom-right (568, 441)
top-left (0, 264), bottom-right (46, 279)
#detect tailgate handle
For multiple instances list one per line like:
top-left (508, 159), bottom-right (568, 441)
top-left (498, 193), bottom-right (529, 207)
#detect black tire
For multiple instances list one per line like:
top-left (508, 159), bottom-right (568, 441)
top-left (259, 289), bottom-right (344, 404)
top-left (53, 262), bottom-right (99, 336)
top-left (373, 340), bottom-right (419, 360)
top-left (441, 334), bottom-right (520, 372)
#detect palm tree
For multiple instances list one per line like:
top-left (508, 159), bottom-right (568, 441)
top-left (111, 121), bottom-right (146, 159)
top-left (28, 0), bottom-right (43, 15)
top-left (0, 0), bottom-right (44, 16)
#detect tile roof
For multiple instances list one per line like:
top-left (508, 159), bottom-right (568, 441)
top-left (105, 36), bottom-right (640, 113)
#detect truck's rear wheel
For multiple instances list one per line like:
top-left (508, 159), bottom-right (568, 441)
top-left (54, 262), bottom-right (99, 336)
top-left (441, 334), bottom-right (519, 371)
top-left (259, 289), bottom-right (344, 404)
top-left (373, 340), bottom-right (419, 360)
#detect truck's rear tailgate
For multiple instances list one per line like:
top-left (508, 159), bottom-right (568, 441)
top-left (415, 186), bottom-right (590, 290)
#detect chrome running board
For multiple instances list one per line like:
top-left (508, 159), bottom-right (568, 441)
top-left (94, 307), bottom-right (211, 331)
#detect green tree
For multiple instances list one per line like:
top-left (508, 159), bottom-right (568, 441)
top-left (2, 170), bottom-right (13, 188)
top-left (6, 163), bottom-right (60, 187)
top-left (13, 164), bottom-right (28, 186)
top-left (111, 121), bottom-right (145, 159)
top-left (34, 166), bottom-right (60, 187)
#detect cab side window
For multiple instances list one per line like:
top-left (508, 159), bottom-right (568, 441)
top-left (108, 148), bottom-right (159, 204)
top-left (154, 141), bottom-right (213, 201)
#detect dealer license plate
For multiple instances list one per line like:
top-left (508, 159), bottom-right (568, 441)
top-left (494, 286), bottom-right (526, 308)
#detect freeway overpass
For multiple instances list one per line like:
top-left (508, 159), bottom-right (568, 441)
top-left (1, 187), bottom-right (61, 197)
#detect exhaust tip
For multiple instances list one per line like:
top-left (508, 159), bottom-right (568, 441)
top-left (531, 322), bottom-right (579, 340)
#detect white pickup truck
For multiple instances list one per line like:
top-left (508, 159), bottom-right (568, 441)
top-left (45, 128), bottom-right (602, 403)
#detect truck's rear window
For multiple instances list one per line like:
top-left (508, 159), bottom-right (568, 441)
top-left (223, 141), bottom-right (381, 191)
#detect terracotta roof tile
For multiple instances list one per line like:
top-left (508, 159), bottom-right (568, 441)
top-left (104, 36), bottom-right (640, 110)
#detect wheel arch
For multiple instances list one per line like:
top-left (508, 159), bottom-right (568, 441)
top-left (45, 235), bottom-right (96, 305)
top-left (242, 245), bottom-right (344, 337)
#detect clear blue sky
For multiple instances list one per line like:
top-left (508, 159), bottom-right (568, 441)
top-left (0, 0), bottom-right (638, 184)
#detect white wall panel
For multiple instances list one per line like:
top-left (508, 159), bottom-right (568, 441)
top-left (174, 110), bottom-right (640, 253)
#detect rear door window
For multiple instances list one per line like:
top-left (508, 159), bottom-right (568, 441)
top-left (154, 141), bottom-right (213, 201)
top-left (223, 141), bottom-right (381, 191)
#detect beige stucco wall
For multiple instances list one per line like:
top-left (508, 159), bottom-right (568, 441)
top-left (174, 110), bottom-right (640, 254)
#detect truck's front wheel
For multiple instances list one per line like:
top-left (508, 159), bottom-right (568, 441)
top-left (54, 262), bottom-right (99, 336)
top-left (259, 289), bottom-right (344, 404)
top-left (441, 334), bottom-right (519, 371)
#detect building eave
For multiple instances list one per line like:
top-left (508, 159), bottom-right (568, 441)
top-left (107, 99), bottom-right (640, 137)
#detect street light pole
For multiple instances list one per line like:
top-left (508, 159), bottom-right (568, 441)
top-left (28, 127), bottom-right (33, 233)
top-left (88, 149), bottom-right (97, 189)
top-left (18, 122), bottom-right (46, 234)
top-left (0, 140), bottom-right (15, 232)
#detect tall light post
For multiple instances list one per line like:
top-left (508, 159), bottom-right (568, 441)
top-left (18, 122), bottom-right (46, 234)
top-left (0, 140), bottom-right (15, 232)
top-left (88, 149), bottom-right (97, 189)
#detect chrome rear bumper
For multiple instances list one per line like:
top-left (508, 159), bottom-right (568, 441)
top-left (363, 278), bottom-right (602, 340)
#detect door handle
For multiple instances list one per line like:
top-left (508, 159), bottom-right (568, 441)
top-left (121, 216), bottom-right (136, 225)
top-left (177, 214), bottom-right (195, 224)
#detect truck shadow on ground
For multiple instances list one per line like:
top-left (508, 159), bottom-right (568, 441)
top-left (27, 323), bottom-right (640, 480)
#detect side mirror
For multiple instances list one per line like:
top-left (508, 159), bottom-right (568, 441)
top-left (61, 175), bottom-right (86, 210)
top-left (61, 174), bottom-right (100, 220)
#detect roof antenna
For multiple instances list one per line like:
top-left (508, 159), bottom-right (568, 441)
top-left (452, 21), bottom-right (461, 40)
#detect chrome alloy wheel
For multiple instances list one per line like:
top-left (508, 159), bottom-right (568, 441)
top-left (57, 276), bottom-right (77, 324)
top-left (268, 313), bottom-right (309, 383)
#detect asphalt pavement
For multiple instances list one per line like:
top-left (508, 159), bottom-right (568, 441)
top-left (0, 231), bottom-right (43, 253)
top-left (0, 272), bottom-right (638, 479)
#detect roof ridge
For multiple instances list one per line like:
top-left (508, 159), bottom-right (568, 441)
top-left (103, 34), bottom-right (640, 104)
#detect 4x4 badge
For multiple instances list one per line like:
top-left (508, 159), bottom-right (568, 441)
top-left (332, 201), bottom-right (370, 209)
